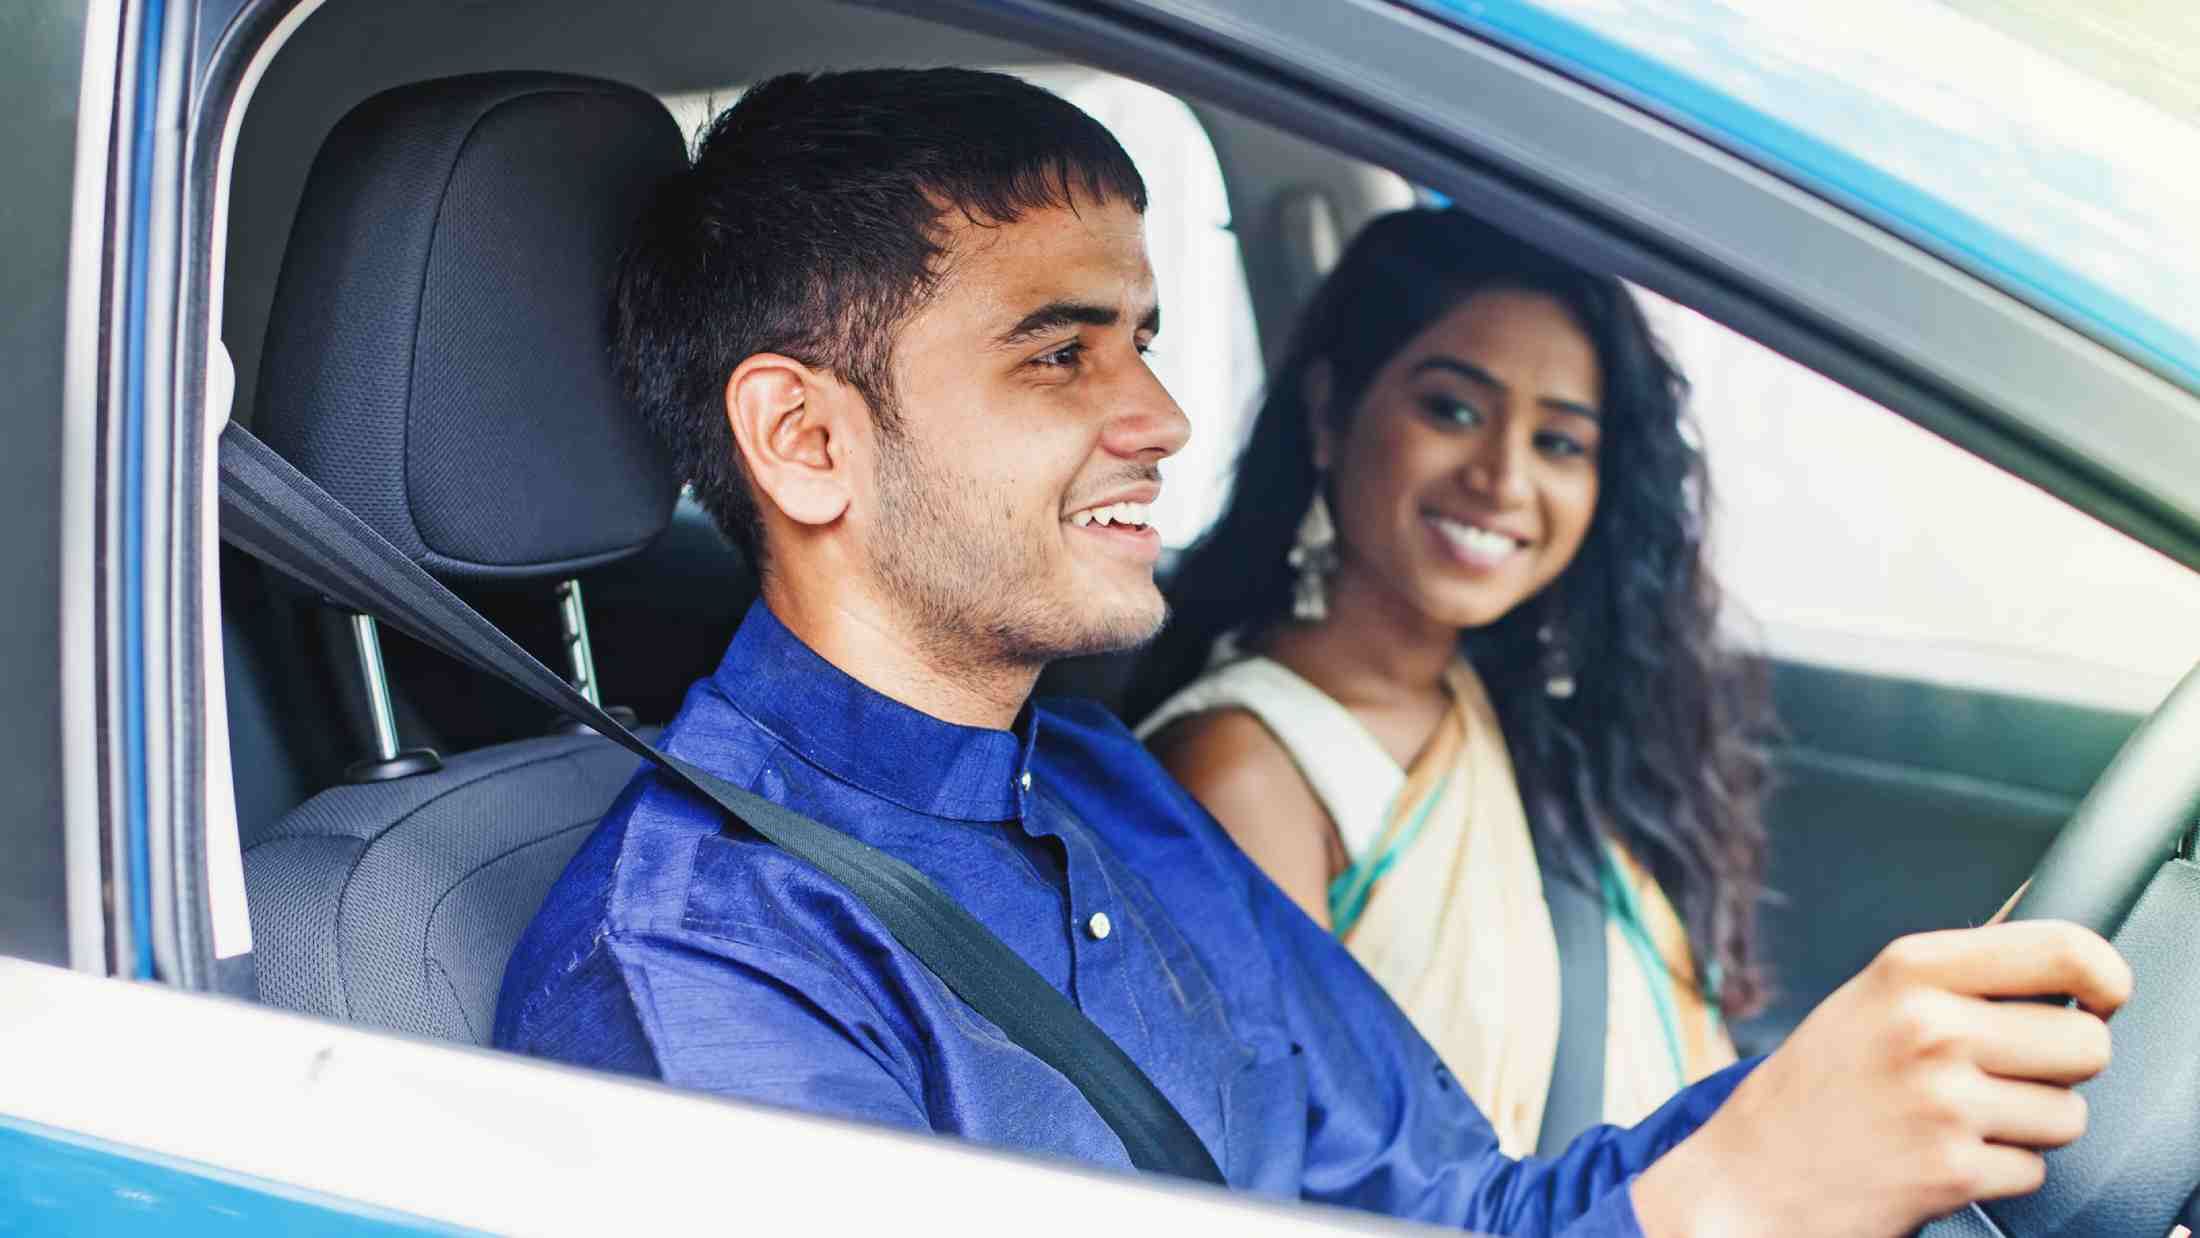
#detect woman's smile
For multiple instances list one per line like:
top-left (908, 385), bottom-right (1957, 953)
top-left (1421, 510), bottom-right (1532, 575)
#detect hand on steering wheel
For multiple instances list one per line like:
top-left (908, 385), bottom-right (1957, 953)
top-left (1634, 660), bottom-right (2200, 1238)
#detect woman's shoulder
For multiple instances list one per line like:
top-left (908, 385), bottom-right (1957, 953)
top-left (1143, 705), bottom-right (1305, 804)
top-left (1140, 656), bottom-right (1406, 820)
top-left (1146, 705), bottom-right (1342, 926)
top-left (1137, 652), bottom-right (1313, 732)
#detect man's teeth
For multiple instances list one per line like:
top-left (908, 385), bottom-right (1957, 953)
top-left (1071, 501), bottom-right (1153, 529)
top-left (1432, 515), bottom-right (1523, 559)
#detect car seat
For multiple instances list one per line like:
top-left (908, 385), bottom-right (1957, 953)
top-left (241, 71), bottom-right (686, 1044)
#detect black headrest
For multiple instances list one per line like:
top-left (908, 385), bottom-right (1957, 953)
top-left (258, 72), bottom-right (684, 583)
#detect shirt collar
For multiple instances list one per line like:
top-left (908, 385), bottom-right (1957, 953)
top-left (712, 601), bottom-right (1038, 822)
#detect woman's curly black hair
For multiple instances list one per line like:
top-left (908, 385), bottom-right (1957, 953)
top-left (1127, 208), bottom-right (1776, 1016)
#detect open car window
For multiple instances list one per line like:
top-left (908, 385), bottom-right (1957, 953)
top-left (26, 0), bottom-right (2200, 1231)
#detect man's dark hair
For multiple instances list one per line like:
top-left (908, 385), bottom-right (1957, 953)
top-left (612, 68), bottom-right (1149, 566)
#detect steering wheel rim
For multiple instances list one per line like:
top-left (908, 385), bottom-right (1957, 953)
top-left (1916, 658), bottom-right (2200, 1237)
top-left (2003, 659), bottom-right (2200, 935)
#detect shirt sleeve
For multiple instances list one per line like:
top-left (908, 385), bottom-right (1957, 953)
top-left (1247, 849), bottom-right (1758, 1235)
top-left (511, 926), bottom-right (933, 1137)
top-left (1469, 1062), bottom-right (1756, 1236)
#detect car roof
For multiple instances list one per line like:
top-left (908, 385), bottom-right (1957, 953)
top-left (1416, 0), bottom-right (2200, 396)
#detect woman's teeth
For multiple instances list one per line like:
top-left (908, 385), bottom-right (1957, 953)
top-left (1071, 501), bottom-right (1152, 529)
top-left (1430, 515), bottom-right (1523, 565)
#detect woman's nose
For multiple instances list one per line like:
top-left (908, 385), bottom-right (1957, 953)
top-left (1462, 429), bottom-right (1533, 505)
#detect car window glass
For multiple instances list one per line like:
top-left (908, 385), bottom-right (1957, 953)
top-left (1641, 292), bottom-right (2200, 712)
top-left (663, 70), bottom-right (1263, 549)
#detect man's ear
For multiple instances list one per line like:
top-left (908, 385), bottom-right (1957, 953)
top-left (723, 354), bottom-right (853, 529)
top-left (1302, 358), bottom-right (1337, 472)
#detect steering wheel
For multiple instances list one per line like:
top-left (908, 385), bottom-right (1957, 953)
top-left (1915, 659), bottom-right (2200, 1237)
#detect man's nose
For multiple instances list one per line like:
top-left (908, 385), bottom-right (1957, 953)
top-left (1102, 363), bottom-right (1192, 461)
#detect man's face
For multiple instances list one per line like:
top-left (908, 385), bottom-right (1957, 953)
top-left (854, 194), bottom-right (1190, 670)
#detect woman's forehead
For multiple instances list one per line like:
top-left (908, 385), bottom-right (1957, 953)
top-left (1390, 291), bottom-right (1601, 390)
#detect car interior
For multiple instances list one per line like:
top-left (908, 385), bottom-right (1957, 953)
top-left (214, 0), bottom-right (2184, 1106)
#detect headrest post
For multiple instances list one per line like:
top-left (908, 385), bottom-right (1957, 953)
top-left (556, 579), bottom-right (602, 708)
top-left (351, 613), bottom-right (402, 761)
top-left (343, 612), bottom-right (443, 783)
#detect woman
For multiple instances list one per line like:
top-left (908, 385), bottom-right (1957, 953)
top-left (1130, 209), bottom-right (1772, 1155)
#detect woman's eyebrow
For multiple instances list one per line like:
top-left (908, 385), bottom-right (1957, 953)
top-left (1411, 356), bottom-right (1504, 390)
top-left (1411, 355), bottom-right (1600, 422)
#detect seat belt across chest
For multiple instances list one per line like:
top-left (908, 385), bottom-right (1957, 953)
top-left (216, 423), bottom-right (1225, 1186)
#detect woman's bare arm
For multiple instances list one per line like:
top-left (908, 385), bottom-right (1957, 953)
top-left (1148, 711), bottom-right (1340, 930)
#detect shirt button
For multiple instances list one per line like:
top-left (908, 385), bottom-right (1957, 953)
top-left (1085, 912), bottom-right (1112, 941)
top-left (1019, 771), bottom-right (1033, 792)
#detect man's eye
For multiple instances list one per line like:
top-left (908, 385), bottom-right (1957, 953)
top-left (1033, 341), bottom-right (1085, 369)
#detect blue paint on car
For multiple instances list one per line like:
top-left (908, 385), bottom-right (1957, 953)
top-left (0, 1115), bottom-right (473, 1236)
top-left (1413, 0), bottom-right (2200, 393)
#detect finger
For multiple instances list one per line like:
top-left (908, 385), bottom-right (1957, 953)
top-left (1962, 1074), bottom-right (2090, 1149)
top-left (1879, 922), bottom-right (2133, 1015)
top-left (1967, 998), bottom-right (2113, 1084)
top-left (1955, 1143), bottom-right (2049, 1203)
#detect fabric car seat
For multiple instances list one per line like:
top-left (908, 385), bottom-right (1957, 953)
top-left (241, 72), bottom-right (686, 1043)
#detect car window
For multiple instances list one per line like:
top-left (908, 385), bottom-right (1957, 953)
top-left (663, 70), bottom-right (1263, 549)
top-left (1641, 292), bottom-right (2200, 712)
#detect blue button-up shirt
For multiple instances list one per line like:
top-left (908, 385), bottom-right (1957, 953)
top-left (496, 603), bottom-right (1750, 1235)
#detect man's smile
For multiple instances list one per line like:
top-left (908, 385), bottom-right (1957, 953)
top-left (1066, 489), bottom-right (1162, 562)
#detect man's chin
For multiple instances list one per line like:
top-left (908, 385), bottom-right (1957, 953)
top-left (1055, 600), bottom-right (1166, 660)
top-left (1041, 590), bottom-right (1168, 662)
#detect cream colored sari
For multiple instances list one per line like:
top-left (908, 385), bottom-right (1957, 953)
top-left (1142, 653), bottom-right (1734, 1155)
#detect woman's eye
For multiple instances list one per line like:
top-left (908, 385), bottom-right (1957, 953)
top-left (1422, 397), bottom-right (1484, 427)
top-left (1535, 430), bottom-right (1590, 459)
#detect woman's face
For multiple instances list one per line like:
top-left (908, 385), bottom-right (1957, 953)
top-left (1318, 287), bottom-right (1604, 632)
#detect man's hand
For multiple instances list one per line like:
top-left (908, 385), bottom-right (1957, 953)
top-left (1634, 920), bottom-right (2133, 1238)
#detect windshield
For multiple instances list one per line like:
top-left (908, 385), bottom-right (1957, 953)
top-left (1417, 0), bottom-right (2200, 394)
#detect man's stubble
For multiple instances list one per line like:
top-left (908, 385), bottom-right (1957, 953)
top-left (865, 419), bottom-right (1165, 680)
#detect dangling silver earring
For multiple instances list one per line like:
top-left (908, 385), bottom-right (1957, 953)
top-left (1538, 619), bottom-right (1578, 700)
top-left (1287, 486), bottom-right (1340, 623)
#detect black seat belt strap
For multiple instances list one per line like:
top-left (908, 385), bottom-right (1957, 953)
top-left (1532, 812), bottom-right (1608, 1156)
top-left (217, 423), bottom-right (1225, 1186)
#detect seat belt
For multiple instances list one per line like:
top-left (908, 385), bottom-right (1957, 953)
top-left (216, 423), bottom-right (1225, 1186)
top-left (1531, 812), bottom-right (1608, 1157)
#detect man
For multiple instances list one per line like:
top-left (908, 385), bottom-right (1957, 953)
top-left (496, 69), bottom-right (2129, 1236)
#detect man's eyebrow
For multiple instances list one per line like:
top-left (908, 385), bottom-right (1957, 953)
top-left (1411, 355), bottom-right (1600, 422)
top-left (992, 299), bottom-right (1163, 348)
top-left (994, 300), bottom-right (1119, 348)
